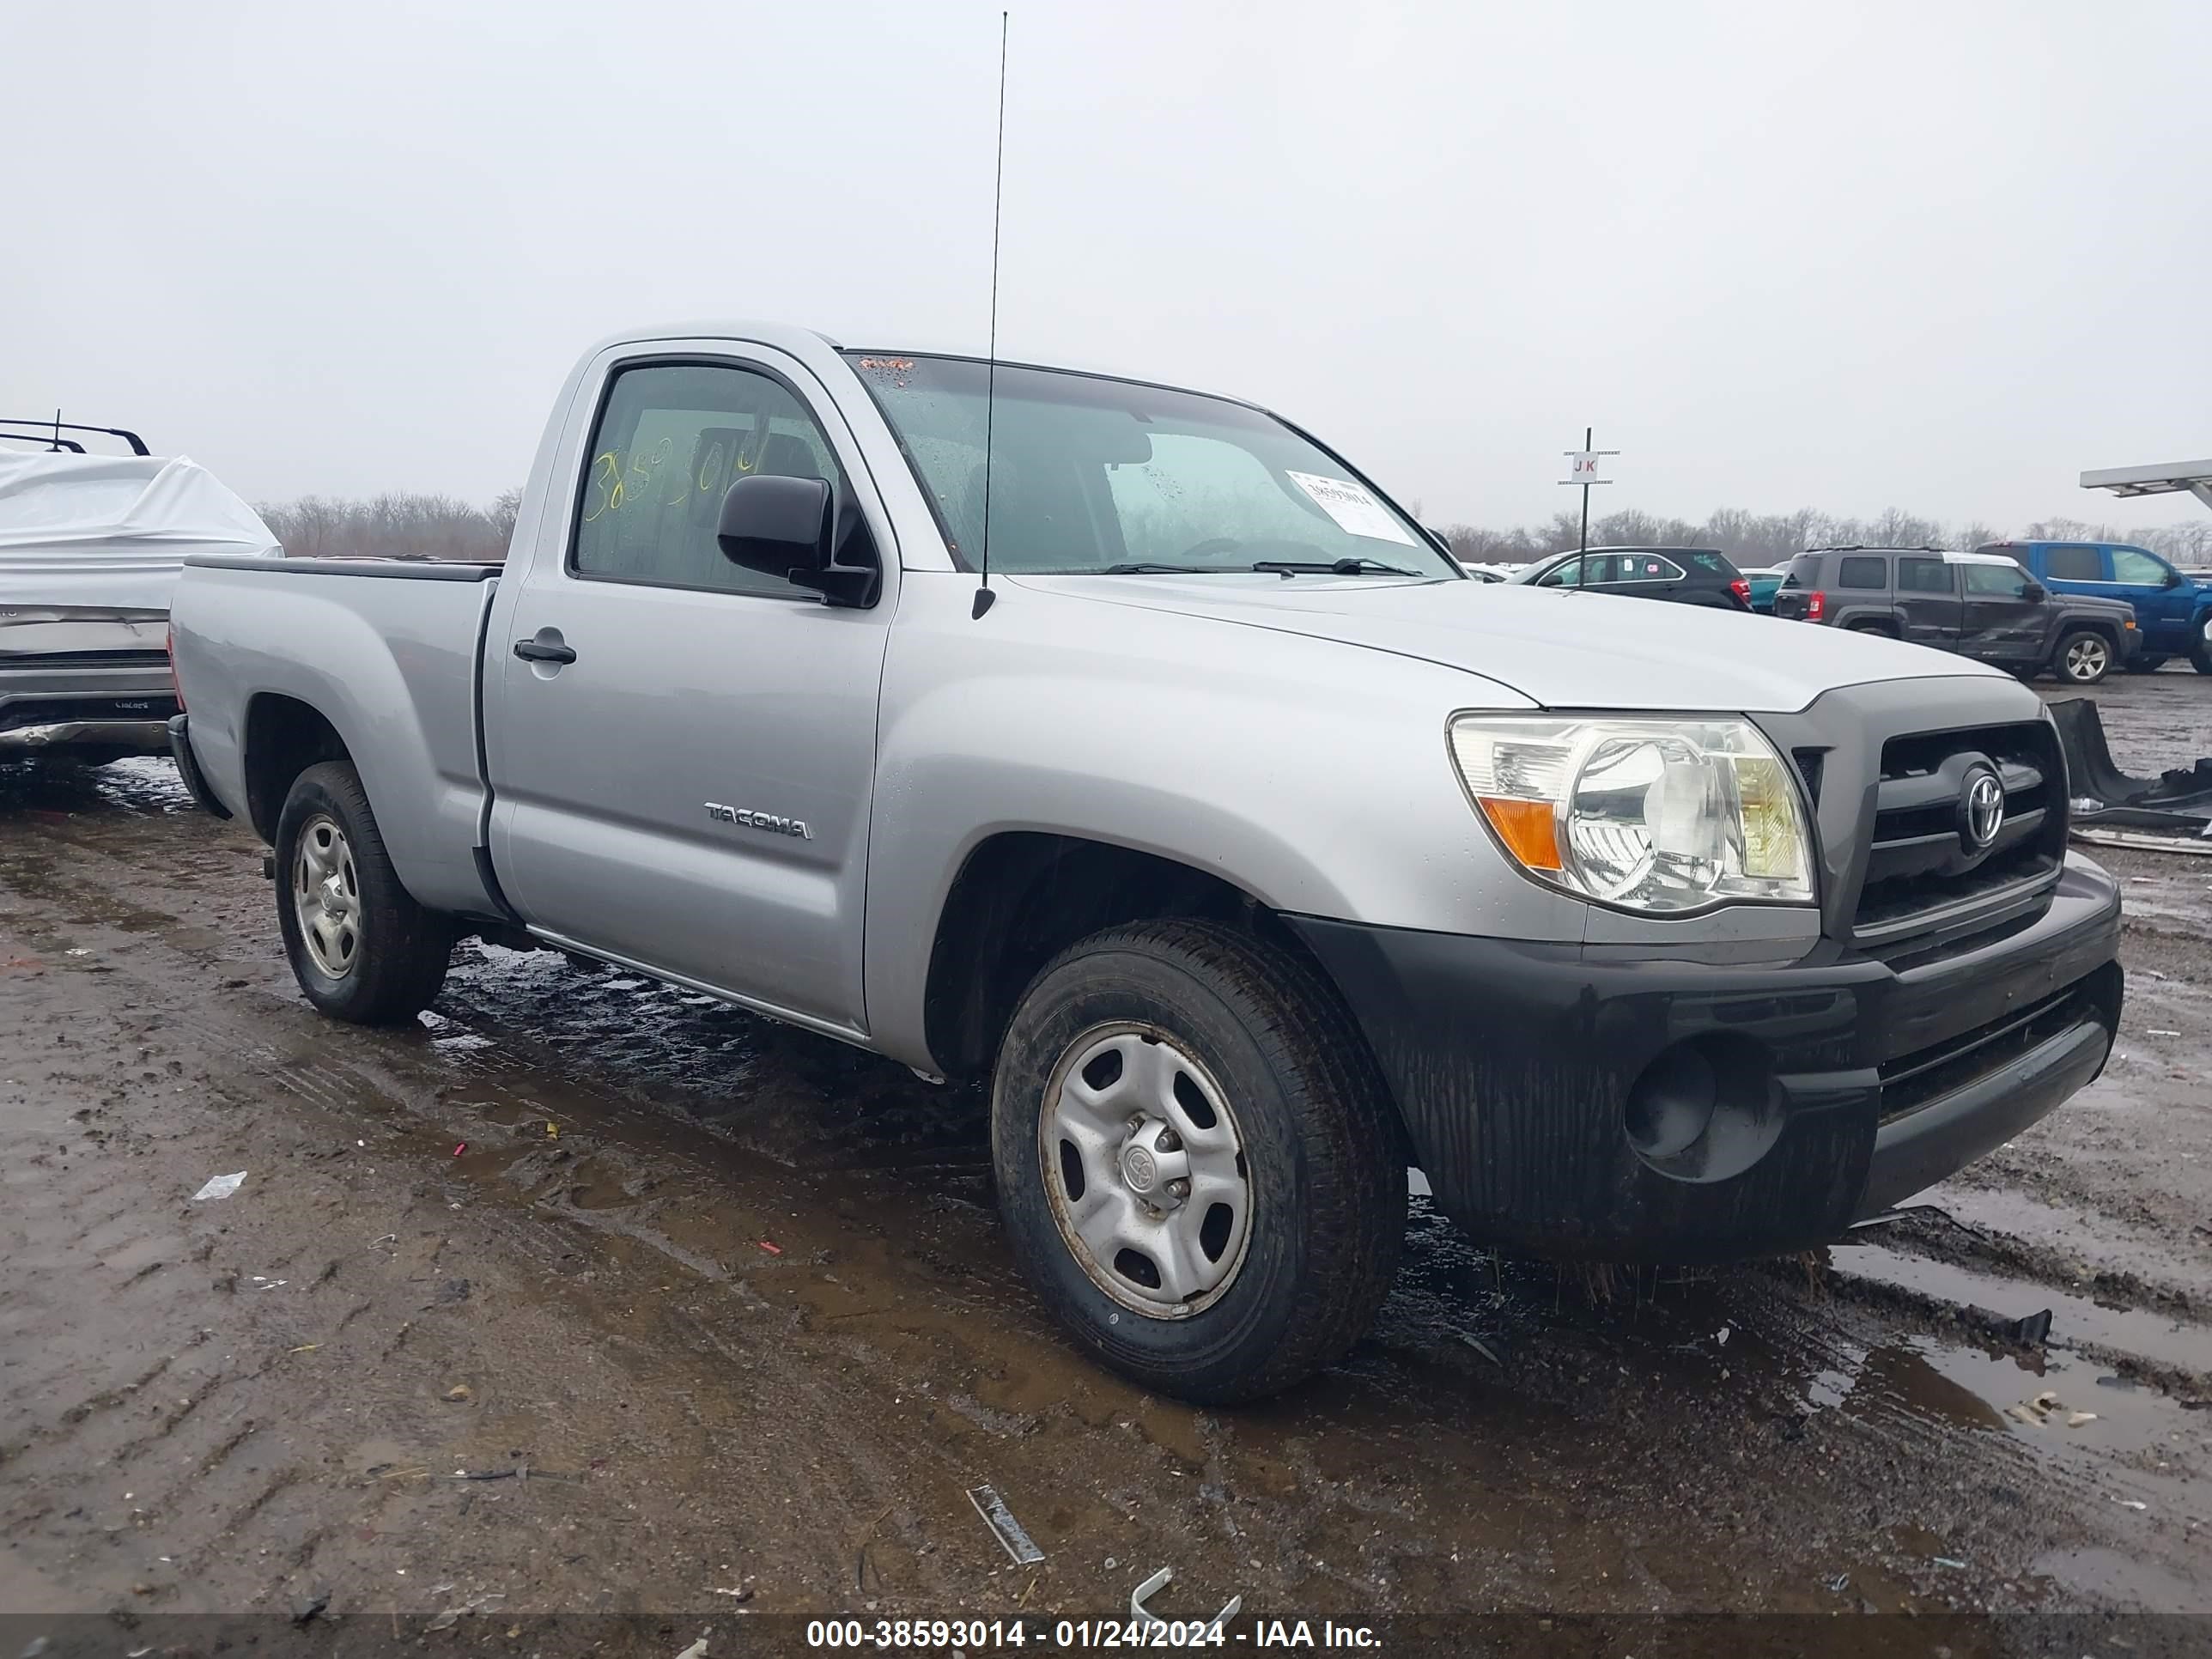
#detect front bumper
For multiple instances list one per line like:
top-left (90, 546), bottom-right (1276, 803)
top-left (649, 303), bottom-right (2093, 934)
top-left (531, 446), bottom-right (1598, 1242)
top-left (1290, 860), bottom-right (2123, 1262)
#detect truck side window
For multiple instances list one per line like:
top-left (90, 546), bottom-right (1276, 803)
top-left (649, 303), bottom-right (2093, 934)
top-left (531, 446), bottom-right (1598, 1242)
top-left (2045, 545), bottom-right (2104, 581)
top-left (1897, 558), bottom-right (1952, 593)
top-left (2110, 548), bottom-right (2167, 585)
top-left (1837, 556), bottom-right (1886, 590)
top-left (1536, 557), bottom-right (1583, 587)
top-left (573, 362), bottom-right (846, 597)
top-left (1962, 563), bottom-right (2030, 599)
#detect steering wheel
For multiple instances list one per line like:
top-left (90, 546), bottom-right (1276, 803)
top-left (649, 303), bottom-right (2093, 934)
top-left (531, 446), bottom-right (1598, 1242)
top-left (1179, 538), bottom-right (1244, 562)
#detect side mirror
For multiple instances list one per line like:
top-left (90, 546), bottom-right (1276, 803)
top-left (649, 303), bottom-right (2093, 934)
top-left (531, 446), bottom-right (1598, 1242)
top-left (2165, 567), bottom-right (2185, 589)
top-left (715, 475), bottom-right (877, 606)
top-left (2022, 580), bottom-right (2047, 603)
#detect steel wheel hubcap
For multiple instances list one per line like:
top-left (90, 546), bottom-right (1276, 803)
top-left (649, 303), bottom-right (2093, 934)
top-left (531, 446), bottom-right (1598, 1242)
top-left (1040, 1024), bottom-right (1252, 1318)
top-left (2067, 638), bottom-right (2107, 678)
top-left (292, 814), bottom-right (362, 978)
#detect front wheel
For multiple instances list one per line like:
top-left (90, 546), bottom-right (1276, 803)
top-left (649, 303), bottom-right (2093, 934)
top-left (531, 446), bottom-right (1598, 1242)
top-left (2192, 616), bottom-right (2212, 675)
top-left (2057, 629), bottom-right (2114, 684)
top-left (991, 920), bottom-right (1406, 1403)
top-left (275, 761), bottom-right (453, 1024)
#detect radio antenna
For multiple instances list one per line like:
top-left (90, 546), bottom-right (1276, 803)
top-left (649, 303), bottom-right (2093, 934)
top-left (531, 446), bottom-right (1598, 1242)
top-left (972, 9), bottom-right (1009, 622)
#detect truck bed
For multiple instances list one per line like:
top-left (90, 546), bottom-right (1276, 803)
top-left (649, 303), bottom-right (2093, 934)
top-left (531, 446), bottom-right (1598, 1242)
top-left (168, 555), bottom-right (504, 917)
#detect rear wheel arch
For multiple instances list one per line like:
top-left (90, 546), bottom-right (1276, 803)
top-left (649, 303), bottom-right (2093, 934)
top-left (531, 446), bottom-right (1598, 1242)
top-left (242, 694), bottom-right (351, 842)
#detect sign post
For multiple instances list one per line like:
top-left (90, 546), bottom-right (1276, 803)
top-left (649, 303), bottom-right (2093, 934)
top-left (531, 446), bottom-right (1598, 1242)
top-left (1559, 428), bottom-right (1619, 554)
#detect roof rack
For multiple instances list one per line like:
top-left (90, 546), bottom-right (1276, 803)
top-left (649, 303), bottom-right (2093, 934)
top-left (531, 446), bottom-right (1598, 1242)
top-left (0, 430), bottom-right (85, 453)
top-left (0, 419), bottom-right (150, 456)
top-left (1799, 544), bottom-right (1945, 554)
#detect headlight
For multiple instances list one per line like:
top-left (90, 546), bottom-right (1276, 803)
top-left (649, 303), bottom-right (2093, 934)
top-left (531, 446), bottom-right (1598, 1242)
top-left (1448, 714), bottom-right (1814, 913)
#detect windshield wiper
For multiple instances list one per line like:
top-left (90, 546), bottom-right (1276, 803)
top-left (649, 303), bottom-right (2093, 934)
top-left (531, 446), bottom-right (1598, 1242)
top-left (1099, 562), bottom-right (1239, 574)
top-left (1250, 557), bottom-right (1422, 578)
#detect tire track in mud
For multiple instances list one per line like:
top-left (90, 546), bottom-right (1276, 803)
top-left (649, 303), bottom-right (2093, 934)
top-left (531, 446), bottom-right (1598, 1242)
top-left (4, 749), bottom-right (2210, 1619)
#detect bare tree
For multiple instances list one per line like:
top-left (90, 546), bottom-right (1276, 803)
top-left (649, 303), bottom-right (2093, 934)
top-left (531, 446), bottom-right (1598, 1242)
top-left (255, 490), bottom-right (523, 562)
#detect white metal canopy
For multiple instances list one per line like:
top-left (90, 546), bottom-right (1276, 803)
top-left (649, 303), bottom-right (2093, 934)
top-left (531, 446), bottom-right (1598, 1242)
top-left (2079, 458), bottom-right (2212, 511)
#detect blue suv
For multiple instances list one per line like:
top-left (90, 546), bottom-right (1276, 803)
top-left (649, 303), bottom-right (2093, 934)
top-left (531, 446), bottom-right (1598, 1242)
top-left (1978, 540), bottom-right (2212, 673)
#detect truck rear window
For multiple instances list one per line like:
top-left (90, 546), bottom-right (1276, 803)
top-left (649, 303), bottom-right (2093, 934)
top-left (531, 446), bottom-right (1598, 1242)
top-left (1780, 554), bottom-right (1822, 589)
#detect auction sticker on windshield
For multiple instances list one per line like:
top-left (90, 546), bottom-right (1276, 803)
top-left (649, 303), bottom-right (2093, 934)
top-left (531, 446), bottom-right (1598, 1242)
top-left (1285, 471), bottom-right (1415, 545)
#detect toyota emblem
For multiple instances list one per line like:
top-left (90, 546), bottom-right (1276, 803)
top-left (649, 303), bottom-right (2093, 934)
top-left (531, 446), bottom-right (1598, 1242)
top-left (1962, 769), bottom-right (2005, 850)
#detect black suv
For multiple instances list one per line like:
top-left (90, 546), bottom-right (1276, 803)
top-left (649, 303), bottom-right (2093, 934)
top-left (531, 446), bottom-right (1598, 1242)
top-left (1510, 545), bottom-right (1753, 610)
top-left (1772, 547), bottom-right (2138, 684)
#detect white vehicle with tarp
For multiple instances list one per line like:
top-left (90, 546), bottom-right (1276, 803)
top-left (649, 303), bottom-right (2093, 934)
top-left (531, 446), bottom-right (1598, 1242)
top-left (0, 424), bottom-right (278, 763)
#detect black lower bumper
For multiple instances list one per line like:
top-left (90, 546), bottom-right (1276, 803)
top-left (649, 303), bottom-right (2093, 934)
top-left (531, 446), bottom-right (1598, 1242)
top-left (167, 714), bottom-right (232, 818)
top-left (1290, 863), bottom-right (2123, 1262)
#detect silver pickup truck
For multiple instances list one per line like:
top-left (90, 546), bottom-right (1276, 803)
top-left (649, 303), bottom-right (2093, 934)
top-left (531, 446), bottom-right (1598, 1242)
top-left (167, 323), bottom-right (2124, 1401)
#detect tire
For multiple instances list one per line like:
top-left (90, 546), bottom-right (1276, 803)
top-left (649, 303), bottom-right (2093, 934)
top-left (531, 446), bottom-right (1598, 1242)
top-left (991, 919), bottom-right (1406, 1404)
top-left (274, 760), bottom-right (453, 1024)
top-left (2055, 629), bottom-right (2114, 685)
top-left (2192, 616), bottom-right (2212, 675)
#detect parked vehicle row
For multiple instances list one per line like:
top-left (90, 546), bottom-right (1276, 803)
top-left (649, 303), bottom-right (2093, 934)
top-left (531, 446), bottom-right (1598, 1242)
top-left (165, 322), bottom-right (2126, 1402)
top-left (1976, 538), bottom-right (2212, 674)
top-left (1772, 546), bottom-right (2140, 684)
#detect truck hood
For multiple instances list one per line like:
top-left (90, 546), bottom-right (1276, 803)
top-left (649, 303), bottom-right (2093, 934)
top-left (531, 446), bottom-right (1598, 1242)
top-left (1014, 574), bottom-right (2008, 714)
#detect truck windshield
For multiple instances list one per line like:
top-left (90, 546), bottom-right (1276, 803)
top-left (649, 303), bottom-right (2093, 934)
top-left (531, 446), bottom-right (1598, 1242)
top-left (843, 353), bottom-right (1458, 580)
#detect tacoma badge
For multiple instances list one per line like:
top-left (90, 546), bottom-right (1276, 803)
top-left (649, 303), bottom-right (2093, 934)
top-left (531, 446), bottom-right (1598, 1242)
top-left (705, 802), bottom-right (811, 840)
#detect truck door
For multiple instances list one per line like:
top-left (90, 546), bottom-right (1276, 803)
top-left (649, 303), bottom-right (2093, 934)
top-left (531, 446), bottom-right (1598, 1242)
top-left (2108, 545), bottom-right (2184, 652)
top-left (1958, 562), bottom-right (2044, 665)
top-left (483, 346), bottom-right (896, 1036)
top-left (2036, 543), bottom-right (2105, 602)
top-left (1893, 556), bottom-right (1960, 647)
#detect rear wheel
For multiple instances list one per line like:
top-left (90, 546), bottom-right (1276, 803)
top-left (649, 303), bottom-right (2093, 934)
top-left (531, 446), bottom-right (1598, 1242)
top-left (275, 761), bottom-right (453, 1024)
top-left (991, 919), bottom-right (1406, 1403)
top-left (1846, 621), bottom-right (1899, 639)
top-left (2057, 629), bottom-right (2114, 684)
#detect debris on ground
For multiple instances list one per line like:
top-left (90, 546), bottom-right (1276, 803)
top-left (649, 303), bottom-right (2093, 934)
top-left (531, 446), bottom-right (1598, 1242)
top-left (1129, 1565), bottom-right (1242, 1635)
top-left (289, 1591), bottom-right (331, 1626)
top-left (1961, 1304), bottom-right (2052, 1351)
top-left (756, 1239), bottom-right (783, 1256)
top-left (190, 1170), bottom-right (246, 1201)
top-left (453, 1143), bottom-right (467, 1157)
top-left (672, 1636), bottom-right (709, 1659)
top-left (443, 1384), bottom-right (471, 1402)
top-left (965, 1483), bottom-right (1046, 1565)
top-left (2052, 698), bottom-right (2212, 845)
top-left (2006, 1391), bottom-right (2103, 1429)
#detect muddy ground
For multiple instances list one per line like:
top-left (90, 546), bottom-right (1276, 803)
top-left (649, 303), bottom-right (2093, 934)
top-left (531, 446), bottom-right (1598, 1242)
top-left (0, 671), bottom-right (2207, 1652)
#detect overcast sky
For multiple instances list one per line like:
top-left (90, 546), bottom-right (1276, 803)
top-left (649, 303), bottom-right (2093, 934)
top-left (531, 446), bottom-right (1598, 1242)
top-left (6, 2), bottom-right (2209, 532)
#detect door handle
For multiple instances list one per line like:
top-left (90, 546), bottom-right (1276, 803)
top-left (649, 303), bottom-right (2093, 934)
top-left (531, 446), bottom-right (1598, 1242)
top-left (514, 637), bottom-right (577, 665)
